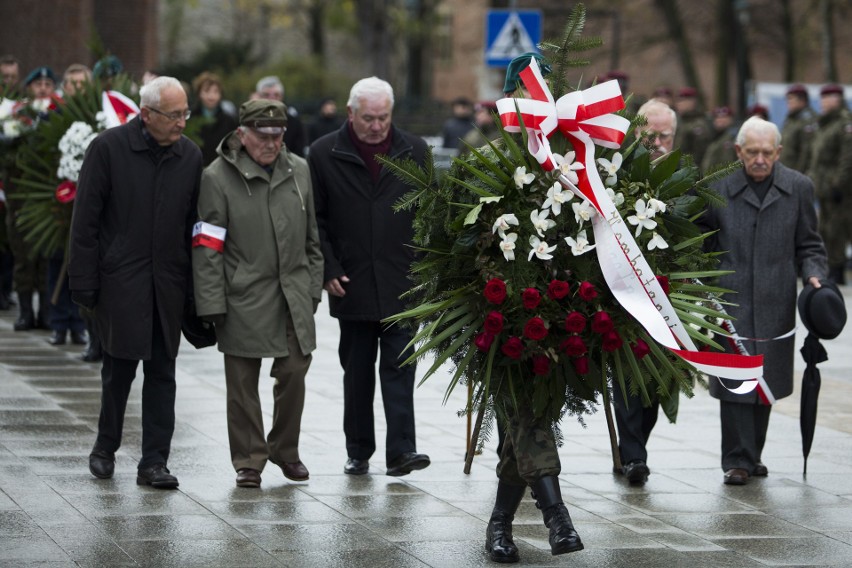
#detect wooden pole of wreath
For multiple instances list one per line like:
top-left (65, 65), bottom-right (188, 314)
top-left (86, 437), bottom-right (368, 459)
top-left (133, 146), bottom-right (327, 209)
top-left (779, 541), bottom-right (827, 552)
top-left (464, 403), bottom-right (485, 474)
top-left (465, 379), bottom-right (472, 459)
top-left (50, 250), bottom-right (69, 306)
top-left (601, 354), bottom-right (622, 473)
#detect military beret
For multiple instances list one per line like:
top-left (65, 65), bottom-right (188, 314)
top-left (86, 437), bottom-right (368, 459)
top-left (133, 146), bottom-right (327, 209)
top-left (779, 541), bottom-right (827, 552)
top-left (503, 52), bottom-right (552, 94)
top-left (678, 86), bottom-right (698, 98)
top-left (240, 99), bottom-right (288, 133)
top-left (748, 104), bottom-right (769, 119)
top-left (607, 70), bottom-right (629, 81)
top-left (713, 106), bottom-right (732, 117)
top-left (476, 100), bottom-right (498, 112)
top-left (787, 83), bottom-right (808, 97)
top-left (24, 66), bottom-right (56, 87)
top-left (820, 83), bottom-right (844, 97)
top-left (93, 55), bottom-right (123, 79)
top-left (653, 86), bottom-right (673, 98)
top-left (798, 280), bottom-right (847, 340)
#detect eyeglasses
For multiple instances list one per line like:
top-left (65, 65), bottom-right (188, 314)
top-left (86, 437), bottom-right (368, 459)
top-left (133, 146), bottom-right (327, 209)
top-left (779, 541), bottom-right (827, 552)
top-left (147, 107), bottom-right (191, 122)
top-left (641, 130), bottom-right (673, 142)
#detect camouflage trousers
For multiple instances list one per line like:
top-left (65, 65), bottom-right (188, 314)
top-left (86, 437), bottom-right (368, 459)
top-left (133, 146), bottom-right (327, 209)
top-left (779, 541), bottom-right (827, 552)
top-left (495, 406), bottom-right (561, 485)
top-left (4, 195), bottom-right (46, 295)
top-left (819, 197), bottom-right (852, 269)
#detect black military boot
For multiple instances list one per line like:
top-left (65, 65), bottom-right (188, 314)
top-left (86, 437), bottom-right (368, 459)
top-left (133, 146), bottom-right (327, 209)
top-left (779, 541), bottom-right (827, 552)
top-left (531, 476), bottom-right (584, 555)
top-left (81, 324), bottom-right (103, 362)
top-left (485, 481), bottom-right (526, 563)
top-left (13, 292), bottom-right (35, 331)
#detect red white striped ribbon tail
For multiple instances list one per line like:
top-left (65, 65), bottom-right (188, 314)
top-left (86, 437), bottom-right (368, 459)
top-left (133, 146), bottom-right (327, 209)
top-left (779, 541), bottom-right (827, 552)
top-left (721, 320), bottom-right (777, 404)
top-left (192, 221), bottom-right (226, 253)
top-left (101, 90), bottom-right (140, 129)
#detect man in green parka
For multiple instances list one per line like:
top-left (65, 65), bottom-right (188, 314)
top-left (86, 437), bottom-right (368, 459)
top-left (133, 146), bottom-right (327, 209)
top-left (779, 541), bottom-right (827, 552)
top-left (192, 99), bottom-right (323, 489)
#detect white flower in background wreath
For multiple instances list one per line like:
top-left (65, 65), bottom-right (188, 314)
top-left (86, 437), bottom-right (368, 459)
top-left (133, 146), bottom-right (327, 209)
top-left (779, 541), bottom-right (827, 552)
top-left (513, 166), bottom-right (535, 189)
top-left (57, 121), bottom-right (97, 182)
top-left (596, 152), bottom-right (622, 186)
top-left (564, 230), bottom-right (596, 256)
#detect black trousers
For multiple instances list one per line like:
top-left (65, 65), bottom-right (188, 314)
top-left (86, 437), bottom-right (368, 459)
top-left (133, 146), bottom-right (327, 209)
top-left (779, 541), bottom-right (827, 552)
top-left (613, 386), bottom-right (659, 464)
top-left (720, 400), bottom-right (771, 473)
top-left (94, 311), bottom-right (176, 469)
top-left (338, 320), bottom-right (417, 464)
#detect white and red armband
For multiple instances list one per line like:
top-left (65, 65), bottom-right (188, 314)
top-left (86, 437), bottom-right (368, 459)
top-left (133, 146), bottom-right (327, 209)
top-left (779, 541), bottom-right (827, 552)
top-left (192, 221), bottom-right (227, 253)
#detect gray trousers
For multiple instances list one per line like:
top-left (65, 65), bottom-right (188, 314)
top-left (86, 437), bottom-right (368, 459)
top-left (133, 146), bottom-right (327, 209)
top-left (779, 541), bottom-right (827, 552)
top-left (720, 400), bottom-right (771, 473)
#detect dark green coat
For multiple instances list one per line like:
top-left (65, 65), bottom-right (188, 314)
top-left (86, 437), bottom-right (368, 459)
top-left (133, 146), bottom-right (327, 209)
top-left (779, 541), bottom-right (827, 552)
top-left (780, 106), bottom-right (817, 174)
top-left (806, 107), bottom-right (852, 203)
top-left (192, 131), bottom-right (323, 358)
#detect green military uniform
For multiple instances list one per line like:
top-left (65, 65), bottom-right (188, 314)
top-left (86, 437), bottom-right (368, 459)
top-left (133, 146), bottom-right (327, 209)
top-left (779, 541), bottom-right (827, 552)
top-left (806, 107), bottom-right (852, 280)
top-left (780, 106), bottom-right (817, 173)
top-left (675, 109), bottom-right (713, 167)
top-left (701, 127), bottom-right (738, 173)
top-left (496, 405), bottom-right (561, 485)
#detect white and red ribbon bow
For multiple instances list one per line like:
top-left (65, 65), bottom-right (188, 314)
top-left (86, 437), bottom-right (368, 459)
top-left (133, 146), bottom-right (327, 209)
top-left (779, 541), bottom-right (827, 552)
top-left (101, 90), bottom-right (139, 129)
top-left (496, 59), bottom-right (764, 394)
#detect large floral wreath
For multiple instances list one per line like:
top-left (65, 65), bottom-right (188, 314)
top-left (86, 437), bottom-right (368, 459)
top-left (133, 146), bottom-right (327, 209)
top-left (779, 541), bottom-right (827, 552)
top-left (383, 6), bottom-right (755, 453)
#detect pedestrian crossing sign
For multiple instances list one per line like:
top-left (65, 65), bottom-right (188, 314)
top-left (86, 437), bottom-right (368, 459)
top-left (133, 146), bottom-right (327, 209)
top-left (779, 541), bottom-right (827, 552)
top-left (485, 10), bottom-right (542, 68)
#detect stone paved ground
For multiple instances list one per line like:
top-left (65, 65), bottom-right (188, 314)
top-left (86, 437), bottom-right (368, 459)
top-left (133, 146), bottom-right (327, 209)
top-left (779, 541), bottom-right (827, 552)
top-left (1, 286), bottom-right (852, 567)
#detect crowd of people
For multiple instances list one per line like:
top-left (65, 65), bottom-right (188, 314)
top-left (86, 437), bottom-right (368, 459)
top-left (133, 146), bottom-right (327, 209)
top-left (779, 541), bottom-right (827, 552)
top-left (0, 50), bottom-right (848, 564)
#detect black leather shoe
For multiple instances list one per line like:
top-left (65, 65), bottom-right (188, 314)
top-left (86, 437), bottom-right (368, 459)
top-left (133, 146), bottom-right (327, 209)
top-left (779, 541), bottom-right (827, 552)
top-left (89, 449), bottom-right (115, 479)
top-left (724, 468), bottom-right (749, 485)
top-left (753, 462), bottom-right (768, 477)
top-left (13, 311), bottom-right (34, 331)
top-left (386, 452), bottom-right (430, 477)
top-left (236, 468), bottom-right (261, 488)
top-left (623, 460), bottom-right (650, 484)
top-left (486, 513), bottom-right (520, 563)
top-left (70, 330), bottom-right (87, 345)
top-left (47, 330), bottom-right (67, 345)
top-left (343, 458), bottom-right (369, 475)
top-left (137, 463), bottom-right (179, 489)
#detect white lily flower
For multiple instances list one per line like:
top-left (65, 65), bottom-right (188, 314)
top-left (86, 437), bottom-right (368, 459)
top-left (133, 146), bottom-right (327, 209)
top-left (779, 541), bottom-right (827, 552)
top-left (513, 166), bottom-right (536, 189)
top-left (647, 197), bottom-right (667, 213)
top-left (572, 200), bottom-right (597, 228)
top-left (492, 213), bottom-right (519, 236)
top-left (499, 232), bottom-right (518, 261)
top-left (528, 235), bottom-right (557, 261)
top-left (530, 208), bottom-right (556, 237)
top-left (597, 152), bottom-right (623, 186)
top-left (626, 198), bottom-right (658, 237)
top-left (542, 182), bottom-right (573, 216)
top-left (648, 231), bottom-right (669, 250)
top-left (606, 187), bottom-right (625, 207)
top-left (564, 230), bottom-right (597, 256)
top-left (553, 151), bottom-right (585, 186)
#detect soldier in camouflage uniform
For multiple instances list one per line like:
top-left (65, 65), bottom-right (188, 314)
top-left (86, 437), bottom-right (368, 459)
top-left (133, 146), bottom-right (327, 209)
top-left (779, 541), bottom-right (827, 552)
top-left (674, 87), bottom-right (713, 167)
top-left (780, 84), bottom-right (817, 174)
top-left (485, 53), bottom-right (584, 564)
top-left (701, 106), bottom-right (738, 174)
top-left (806, 84), bottom-right (852, 284)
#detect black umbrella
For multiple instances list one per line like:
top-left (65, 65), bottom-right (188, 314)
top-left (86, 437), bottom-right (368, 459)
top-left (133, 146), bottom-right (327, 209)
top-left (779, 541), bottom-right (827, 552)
top-left (799, 333), bottom-right (827, 476)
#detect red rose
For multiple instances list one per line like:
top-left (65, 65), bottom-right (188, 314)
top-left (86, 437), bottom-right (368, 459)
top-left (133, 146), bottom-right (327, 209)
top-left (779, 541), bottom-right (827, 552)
top-left (547, 279), bottom-right (570, 300)
top-left (484, 311), bottom-right (504, 334)
top-left (657, 275), bottom-right (670, 295)
top-left (522, 288), bottom-right (541, 310)
top-left (559, 336), bottom-right (587, 357)
top-left (602, 330), bottom-right (623, 352)
top-left (523, 317), bottom-right (548, 341)
top-left (631, 338), bottom-right (651, 359)
top-left (483, 278), bottom-right (507, 304)
top-left (578, 281), bottom-right (598, 301)
top-left (532, 354), bottom-right (550, 375)
top-left (55, 180), bottom-right (77, 204)
top-left (573, 356), bottom-right (589, 375)
top-left (564, 311), bottom-right (587, 333)
top-left (501, 336), bottom-right (524, 360)
top-left (474, 331), bottom-right (495, 352)
top-left (591, 311), bottom-right (614, 334)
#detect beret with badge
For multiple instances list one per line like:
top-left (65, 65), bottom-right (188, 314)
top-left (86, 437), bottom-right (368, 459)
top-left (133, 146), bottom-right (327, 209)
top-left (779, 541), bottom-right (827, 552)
top-left (798, 280), bottom-right (847, 340)
top-left (24, 66), bottom-right (57, 87)
top-left (239, 99), bottom-right (288, 135)
top-left (503, 52), bottom-right (552, 95)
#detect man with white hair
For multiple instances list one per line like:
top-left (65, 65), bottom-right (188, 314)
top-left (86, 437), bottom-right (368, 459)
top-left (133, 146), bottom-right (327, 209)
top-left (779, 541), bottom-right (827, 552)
top-left (69, 76), bottom-right (203, 489)
top-left (699, 116), bottom-right (827, 486)
top-left (255, 75), bottom-right (307, 157)
top-left (309, 76), bottom-right (431, 478)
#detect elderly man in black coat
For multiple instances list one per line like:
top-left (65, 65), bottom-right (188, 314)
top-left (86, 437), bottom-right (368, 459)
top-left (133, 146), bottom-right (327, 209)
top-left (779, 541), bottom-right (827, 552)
top-left (699, 116), bottom-right (827, 486)
top-left (309, 76), bottom-right (430, 477)
top-left (69, 76), bottom-right (202, 489)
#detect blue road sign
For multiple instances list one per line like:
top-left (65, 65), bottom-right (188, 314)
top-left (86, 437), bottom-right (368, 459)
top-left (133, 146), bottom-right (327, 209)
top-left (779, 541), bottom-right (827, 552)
top-left (485, 10), bottom-right (542, 68)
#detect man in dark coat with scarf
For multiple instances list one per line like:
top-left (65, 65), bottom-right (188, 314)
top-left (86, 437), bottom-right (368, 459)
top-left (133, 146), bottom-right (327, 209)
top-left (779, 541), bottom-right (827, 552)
top-left (309, 76), bottom-right (430, 478)
top-left (699, 116), bottom-right (827, 486)
top-left (69, 76), bottom-right (202, 489)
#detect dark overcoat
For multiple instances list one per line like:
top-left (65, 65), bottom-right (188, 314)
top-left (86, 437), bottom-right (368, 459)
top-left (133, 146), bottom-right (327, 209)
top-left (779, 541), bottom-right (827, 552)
top-left (68, 117), bottom-right (202, 360)
top-left (308, 122), bottom-right (427, 321)
top-left (699, 162), bottom-right (827, 403)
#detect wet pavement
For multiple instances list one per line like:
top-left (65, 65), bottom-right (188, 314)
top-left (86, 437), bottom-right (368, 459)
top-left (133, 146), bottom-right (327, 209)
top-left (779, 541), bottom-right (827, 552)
top-left (2, 286), bottom-right (852, 567)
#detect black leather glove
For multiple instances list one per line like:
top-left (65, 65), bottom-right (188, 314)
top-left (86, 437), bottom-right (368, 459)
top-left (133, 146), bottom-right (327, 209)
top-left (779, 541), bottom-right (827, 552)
top-left (71, 289), bottom-right (98, 310)
top-left (203, 313), bottom-right (225, 326)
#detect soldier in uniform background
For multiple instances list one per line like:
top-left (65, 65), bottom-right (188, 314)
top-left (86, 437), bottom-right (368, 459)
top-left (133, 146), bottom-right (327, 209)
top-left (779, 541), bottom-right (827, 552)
top-left (701, 106), bottom-right (738, 174)
top-left (674, 87), bottom-right (713, 167)
top-left (806, 84), bottom-right (852, 285)
top-left (780, 84), bottom-right (817, 174)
